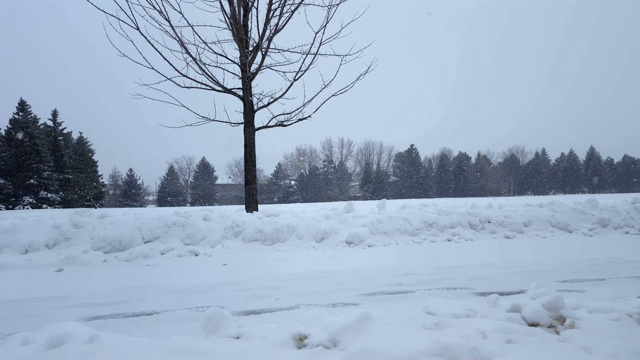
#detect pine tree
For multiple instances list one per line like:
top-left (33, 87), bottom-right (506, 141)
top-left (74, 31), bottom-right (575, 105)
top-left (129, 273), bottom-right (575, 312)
top-left (359, 161), bottom-right (374, 199)
top-left (615, 155), bottom-right (640, 193)
top-left (157, 164), bottom-right (183, 207)
top-left (602, 156), bottom-right (616, 193)
top-left (435, 153), bottom-right (453, 198)
top-left (392, 144), bottom-right (424, 199)
top-left (335, 160), bottom-right (352, 201)
top-left (0, 128), bottom-right (11, 209)
top-left (550, 152), bottom-right (567, 194)
top-left (296, 165), bottom-right (323, 203)
top-left (319, 158), bottom-right (338, 202)
top-left (371, 165), bottom-right (388, 200)
top-left (105, 167), bottom-right (123, 207)
top-left (66, 133), bottom-right (105, 208)
top-left (498, 153), bottom-right (521, 196)
top-left (562, 149), bottom-right (583, 194)
top-left (470, 152), bottom-right (494, 197)
top-left (266, 162), bottom-right (296, 204)
top-left (521, 149), bottom-right (551, 195)
top-left (420, 158), bottom-right (435, 198)
top-left (42, 108), bottom-right (73, 207)
top-left (451, 151), bottom-right (472, 197)
top-left (583, 145), bottom-right (604, 194)
top-left (120, 168), bottom-right (145, 207)
top-left (2, 98), bottom-right (54, 209)
top-left (190, 157), bottom-right (218, 206)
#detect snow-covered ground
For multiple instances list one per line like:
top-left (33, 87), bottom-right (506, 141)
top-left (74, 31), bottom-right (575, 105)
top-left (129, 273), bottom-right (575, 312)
top-left (1, 194), bottom-right (639, 359)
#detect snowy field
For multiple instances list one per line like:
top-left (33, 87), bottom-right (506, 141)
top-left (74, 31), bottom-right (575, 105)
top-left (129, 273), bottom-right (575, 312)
top-left (1, 194), bottom-right (639, 359)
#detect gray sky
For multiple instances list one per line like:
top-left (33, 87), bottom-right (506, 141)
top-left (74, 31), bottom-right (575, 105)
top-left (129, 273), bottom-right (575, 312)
top-left (2, 0), bottom-right (639, 185)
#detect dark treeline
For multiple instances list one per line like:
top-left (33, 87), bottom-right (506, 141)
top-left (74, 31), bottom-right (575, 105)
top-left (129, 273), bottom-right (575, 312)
top-left (258, 139), bottom-right (640, 205)
top-left (2, 99), bottom-right (638, 210)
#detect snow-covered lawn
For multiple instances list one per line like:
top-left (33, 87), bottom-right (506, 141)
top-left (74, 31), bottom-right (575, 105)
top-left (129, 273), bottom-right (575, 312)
top-left (1, 194), bottom-right (639, 359)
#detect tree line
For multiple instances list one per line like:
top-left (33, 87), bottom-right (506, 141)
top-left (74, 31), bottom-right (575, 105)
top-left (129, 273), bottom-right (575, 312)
top-left (2, 99), bottom-right (639, 210)
top-left (256, 138), bottom-right (640, 204)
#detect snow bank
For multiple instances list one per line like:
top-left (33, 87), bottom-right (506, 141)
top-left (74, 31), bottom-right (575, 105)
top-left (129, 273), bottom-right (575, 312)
top-left (1, 194), bottom-right (639, 264)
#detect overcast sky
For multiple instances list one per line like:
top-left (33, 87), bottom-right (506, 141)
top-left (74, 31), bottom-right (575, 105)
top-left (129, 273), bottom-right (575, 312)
top-left (2, 0), bottom-right (639, 185)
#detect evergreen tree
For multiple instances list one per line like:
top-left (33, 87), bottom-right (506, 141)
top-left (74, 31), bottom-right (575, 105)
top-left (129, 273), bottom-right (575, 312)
top-left (319, 158), bottom-right (338, 202)
top-left (562, 149), bottom-right (583, 194)
top-left (392, 144), bottom-right (424, 199)
top-left (359, 161), bottom-right (374, 199)
top-left (470, 152), bottom-right (494, 197)
top-left (157, 164), bottom-right (183, 207)
top-left (296, 165), bottom-right (323, 203)
top-left (266, 162), bottom-right (297, 204)
top-left (335, 160), bottom-right (352, 201)
top-left (451, 151), bottom-right (472, 197)
top-left (66, 133), bottom-right (105, 208)
top-left (119, 168), bottom-right (145, 207)
top-left (498, 153), bottom-right (521, 196)
top-left (602, 156), bottom-right (616, 193)
top-left (550, 152), bottom-right (567, 194)
top-left (583, 145), bottom-right (604, 194)
top-left (105, 167), bottom-right (123, 207)
top-left (421, 158), bottom-right (435, 198)
top-left (615, 155), bottom-right (640, 193)
top-left (42, 108), bottom-right (74, 206)
top-left (0, 128), bottom-right (11, 209)
top-left (521, 149), bottom-right (551, 195)
top-left (371, 165), bottom-right (389, 200)
top-left (190, 157), bottom-right (218, 206)
top-left (434, 153), bottom-right (453, 198)
top-left (2, 98), bottom-right (54, 209)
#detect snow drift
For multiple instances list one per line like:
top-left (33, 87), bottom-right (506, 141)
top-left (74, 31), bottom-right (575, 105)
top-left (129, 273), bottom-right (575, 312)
top-left (1, 194), bottom-right (639, 265)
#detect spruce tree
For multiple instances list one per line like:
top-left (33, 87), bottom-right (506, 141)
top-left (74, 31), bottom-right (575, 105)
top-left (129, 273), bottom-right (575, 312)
top-left (105, 167), bottom-right (123, 207)
top-left (267, 162), bottom-right (294, 204)
top-left (359, 161), bottom-right (374, 200)
top-left (371, 165), bottom-right (388, 200)
top-left (2, 98), bottom-right (54, 209)
top-left (335, 160), bottom-right (352, 201)
top-left (498, 153), bottom-right (521, 196)
top-left (521, 149), bottom-right (551, 195)
top-left (120, 168), bottom-right (145, 207)
top-left (392, 144), bottom-right (424, 199)
top-left (157, 164), bottom-right (183, 207)
top-left (42, 109), bottom-right (73, 206)
top-left (602, 157), bottom-right (616, 193)
top-left (550, 152), bottom-right (567, 194)
top-left (421, 158), bottom-right (435, 198)
top-left (435, 154), bottom-right (453, 198)
top-left (562, 149), bottom-right (583, 194)
top-left (190, 157), bottom-right (218, 206)
top-left (470, 152), bottom-right (494, 197)
top-left (451, 151), bottom-right (472, 197)
top-left (319, 158), bottom-right (338, 202)
top-left (583, 145), bottom-right (604, 194)
top-left (66, 133), bottom-right (105, 208)
top-left (0, 128), bottom-right (11, 209)
top-left (296, 165), bottom-right (323, 203)
top-left (615, 155), bottom-right (640, 193)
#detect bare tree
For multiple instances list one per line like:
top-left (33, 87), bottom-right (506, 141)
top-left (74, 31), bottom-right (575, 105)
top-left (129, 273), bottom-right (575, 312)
top-left (281, 144), bottom-right (321, 177)
top-left (225, 156), bottom-right (266, 184)
top-left (500, 145), bottom-right (531, 165)
top-left (320, 136), bottom-right (355, 168)
top-left (86, 0), bottom-right (375, 212)
top-left (430, 147), bottom-right (455, 168)
top-left (353, 139), bottom-right (394, 179)
top-left (171, 155), bottom-right (197, 205)
top-left (336, 136), bottom-right (355, 166)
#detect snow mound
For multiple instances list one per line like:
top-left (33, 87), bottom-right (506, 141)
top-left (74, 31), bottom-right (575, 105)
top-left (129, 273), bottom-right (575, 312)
top-left (1, 194), bottom-right (639, 264)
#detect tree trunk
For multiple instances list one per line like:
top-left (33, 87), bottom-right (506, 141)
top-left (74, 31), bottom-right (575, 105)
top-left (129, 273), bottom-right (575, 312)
top-left (243, 114), bottom-right (259, 213)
